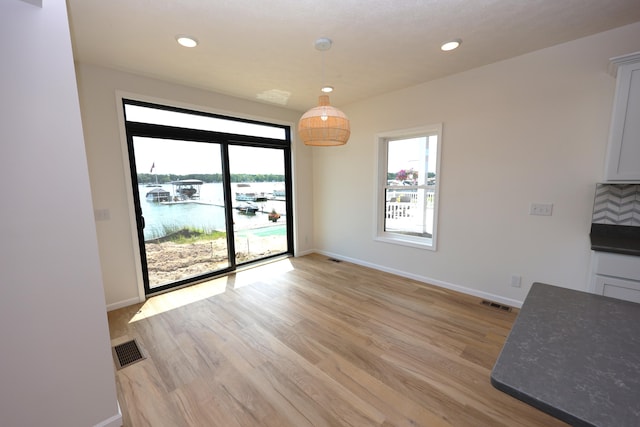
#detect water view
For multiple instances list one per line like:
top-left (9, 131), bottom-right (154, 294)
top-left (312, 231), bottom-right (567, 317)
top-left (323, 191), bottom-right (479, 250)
top-left (129, 127), bottom-right (291, 291)
top-left (140, 182), bottom-right (287, 241)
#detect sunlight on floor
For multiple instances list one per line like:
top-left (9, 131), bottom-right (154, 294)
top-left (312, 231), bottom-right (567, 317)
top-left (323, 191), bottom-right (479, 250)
top-left (128, 258), bottom-right (295, 323)
top-left (129, 277), bottom-right (229, 323)
top-left (232, 258), bottom-right (294, 289)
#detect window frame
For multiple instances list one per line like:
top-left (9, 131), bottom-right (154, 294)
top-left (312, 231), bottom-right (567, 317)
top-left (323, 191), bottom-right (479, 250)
top-left (120, 97), bottom-right (294, 295)
top-left (374, 124), bottom-right (442, 251)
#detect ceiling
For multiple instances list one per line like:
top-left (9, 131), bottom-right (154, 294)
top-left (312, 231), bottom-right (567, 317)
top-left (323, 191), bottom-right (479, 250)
top-left (67, 0), bottom-right (640, 112)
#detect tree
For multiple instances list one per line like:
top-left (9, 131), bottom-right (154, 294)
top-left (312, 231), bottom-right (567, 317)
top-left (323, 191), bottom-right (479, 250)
top-left (396, 168), bottom-right (418, 182)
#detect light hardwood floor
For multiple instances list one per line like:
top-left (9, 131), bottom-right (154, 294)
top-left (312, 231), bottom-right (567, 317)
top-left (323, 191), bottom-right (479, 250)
top-left (108, 254), bottom-right (567, 427)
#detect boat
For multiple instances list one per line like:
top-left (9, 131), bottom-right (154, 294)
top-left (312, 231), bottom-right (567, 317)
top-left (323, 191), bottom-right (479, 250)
top-left (145, 187), bottom-right (170, 202)
top-left (235, 202), bottom-right (259, 215)
top-left (171, 179), bottom-right (203, 201)
top-left (235, 183), bottom-right (267, 202)
top-left (272, 187), bottom-right (286, 199)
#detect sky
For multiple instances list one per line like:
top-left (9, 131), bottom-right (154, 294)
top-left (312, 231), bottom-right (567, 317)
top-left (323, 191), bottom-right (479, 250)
top-left (134, 137), bottom-right (285, 175)
top-left (387, 136), bottom-right (438, 177)
top-left (127, 104), bottom-right (286, 175)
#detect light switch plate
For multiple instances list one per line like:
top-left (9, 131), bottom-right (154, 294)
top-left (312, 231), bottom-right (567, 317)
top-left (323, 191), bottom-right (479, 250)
top-left (94, 208), bottom-right (111, 221)
top-left (529, 203), bottom-right (553, 216)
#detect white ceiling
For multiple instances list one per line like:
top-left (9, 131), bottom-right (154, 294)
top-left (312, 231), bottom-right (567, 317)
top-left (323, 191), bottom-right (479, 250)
top-left (67, 0), bottom-right (640, 112)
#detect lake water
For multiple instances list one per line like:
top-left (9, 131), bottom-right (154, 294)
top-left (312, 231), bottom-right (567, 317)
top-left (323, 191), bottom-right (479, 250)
top-left (140, 182), bottom-right (286, 240)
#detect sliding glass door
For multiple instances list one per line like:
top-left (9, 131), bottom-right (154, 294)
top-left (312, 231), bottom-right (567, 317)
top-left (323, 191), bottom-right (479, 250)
top-left (229, 145), bottom-right (288, 265)
top-left (123, 99), bottom-right (293, 295)
top-left (132, 137), bottom-right (230, 290)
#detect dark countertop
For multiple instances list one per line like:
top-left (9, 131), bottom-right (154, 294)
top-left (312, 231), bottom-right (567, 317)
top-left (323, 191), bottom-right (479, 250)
top-left (590, 223), bottom-right (640, 256)
top-left (491, 282), bottom-right (640, 427)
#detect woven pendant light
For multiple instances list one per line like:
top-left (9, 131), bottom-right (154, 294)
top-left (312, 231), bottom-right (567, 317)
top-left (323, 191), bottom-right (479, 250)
top-left (298, 38), bottom-right (350, 146)
top-left (298, 95), bottom-right (350, 146)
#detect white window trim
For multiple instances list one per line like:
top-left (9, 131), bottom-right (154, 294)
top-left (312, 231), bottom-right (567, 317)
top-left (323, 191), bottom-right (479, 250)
top-left (114, 90), bottom-right (298, 303)
top-left (373, 124), bottom-right (442, 251)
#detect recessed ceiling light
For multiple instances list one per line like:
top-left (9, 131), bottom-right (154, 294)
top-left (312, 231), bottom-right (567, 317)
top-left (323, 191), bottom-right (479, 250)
top-left (176, 35), bottom-right (198, 48)
top-left (321, 85), bottom-right (334, 93)
top-left (441, 39), bottom-right (462, 52)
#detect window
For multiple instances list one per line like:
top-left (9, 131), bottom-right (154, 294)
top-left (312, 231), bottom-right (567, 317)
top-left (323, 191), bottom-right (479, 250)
top-left (121, 99), bottom-right (294, 295)
top-left (124, 103), bottom-right (287, 140)
top-left (375, 124), bottom-right (441, 250)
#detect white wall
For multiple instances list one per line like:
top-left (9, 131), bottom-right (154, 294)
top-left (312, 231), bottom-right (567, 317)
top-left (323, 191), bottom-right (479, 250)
top-left (75, 20), bottom-right (640, 310)
top-left (75, 64), bottom-right (310, 309)
top-left (0, 1), bottom-right (120, 426)
top-left (312, 22), bottom-right (640, 306)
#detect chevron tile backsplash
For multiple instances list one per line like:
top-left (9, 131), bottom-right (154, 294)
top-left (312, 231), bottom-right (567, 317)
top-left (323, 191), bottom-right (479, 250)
top-left (592, 184), bottom-right (640, 226)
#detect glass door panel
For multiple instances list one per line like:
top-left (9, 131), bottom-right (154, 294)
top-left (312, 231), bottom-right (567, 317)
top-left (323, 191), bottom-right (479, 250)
top-left (228, 145), bottom-right (288, 264)
top-left (132, 137), bottom-right (230, 290)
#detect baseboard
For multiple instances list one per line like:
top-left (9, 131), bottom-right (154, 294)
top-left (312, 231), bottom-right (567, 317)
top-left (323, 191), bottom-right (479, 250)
top-left (93, 401), bottom-right (122, 427)
top-left (294, 248), bottom-right (315, 257)
top-left (106, 296), bottom-right (143, 312)
top-left (107, 252), bottom-right (312, 311)
top-left (314, 250), bottom-right (524, 308)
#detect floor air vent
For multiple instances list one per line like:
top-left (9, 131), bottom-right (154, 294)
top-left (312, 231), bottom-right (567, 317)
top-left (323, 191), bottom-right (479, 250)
top-left (328, 258), bottom-right (342, 263)
top-left (112, 339), bottom-right (145, 369)
top-left (481, 300), bottom-right (513, 312)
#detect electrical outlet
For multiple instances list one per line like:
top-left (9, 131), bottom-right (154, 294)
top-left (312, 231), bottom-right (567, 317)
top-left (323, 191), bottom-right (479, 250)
top-left (510, 275), bottom-right (522, 288)
top-left (529, 203), bottom-right (553, 216)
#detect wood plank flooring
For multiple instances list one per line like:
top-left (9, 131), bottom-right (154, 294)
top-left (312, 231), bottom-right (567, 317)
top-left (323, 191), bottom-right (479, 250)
top-left (107, 254), bottom-right (568, 427)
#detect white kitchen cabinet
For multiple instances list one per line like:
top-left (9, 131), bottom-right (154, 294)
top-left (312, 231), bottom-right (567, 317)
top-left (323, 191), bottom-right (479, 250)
top-left (594, 275), bottom-right (640, 304)
top-left (591, 251), bottom-right (640, 303)
top-left (605, 52), bottom-right (640, 181)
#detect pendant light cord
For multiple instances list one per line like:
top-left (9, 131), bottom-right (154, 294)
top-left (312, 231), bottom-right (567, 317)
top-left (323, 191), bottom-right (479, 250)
top-left (321, 49), bottom-right (326, 89)
top-left (320, 52), bottom-right (328, 120)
